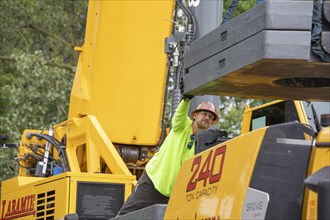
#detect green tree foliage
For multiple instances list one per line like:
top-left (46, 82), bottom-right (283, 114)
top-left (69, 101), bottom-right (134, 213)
top-left (0, 147), bottom-right (18, 183)
top-left (218, 97), bottom-right (270, 136)
top-left (1, 50), bottom-right (73, 139)
top-left (0, 0), bottom-right (88, 183)
top-left (223, 0), bottom-right (258, 17)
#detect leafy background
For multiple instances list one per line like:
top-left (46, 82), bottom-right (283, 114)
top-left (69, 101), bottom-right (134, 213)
top-left (0, 0), bottom-right (88, 188)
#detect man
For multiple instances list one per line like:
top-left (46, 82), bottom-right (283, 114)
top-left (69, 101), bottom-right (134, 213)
top-left (118, 97), bottom-right (219, 215)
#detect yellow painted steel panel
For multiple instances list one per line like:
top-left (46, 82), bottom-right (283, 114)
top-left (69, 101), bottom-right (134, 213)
top-left (54, 116), bottom-right (133, 174)
top-left (0, 172), bottom-right (135, 219)
top-left (68, 172), bottom-right (135, 214)
top-left (302, 126), bottom-right (330, 220)
top-left (34, 177), bottom-right (70, 219)
top-left (0, 181), bottom-right (38, 219)
top-left (165, 128), bottom-right (267, 219)
top-left (0, 176), bottom-right (69, 219)
top-left (69, 0), bottom-right (174, 145)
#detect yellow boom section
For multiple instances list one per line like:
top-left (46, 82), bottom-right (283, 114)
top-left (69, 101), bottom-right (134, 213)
top-left (69, 0), bottom-right (174, 146)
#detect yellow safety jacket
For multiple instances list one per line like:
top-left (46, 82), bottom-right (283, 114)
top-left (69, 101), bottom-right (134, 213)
top-left (146, 99), bottom-right (195, 196)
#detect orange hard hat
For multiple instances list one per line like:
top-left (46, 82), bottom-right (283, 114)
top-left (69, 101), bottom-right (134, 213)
top-left (191, 101), bottom-right (219, 125)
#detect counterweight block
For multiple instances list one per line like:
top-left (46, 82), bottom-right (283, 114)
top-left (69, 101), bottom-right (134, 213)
top-left (183, 1), bottom-right (330, 101)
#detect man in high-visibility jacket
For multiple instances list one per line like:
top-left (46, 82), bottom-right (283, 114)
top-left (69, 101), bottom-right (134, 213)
top-left (118, 97), bottom-right (219, 215)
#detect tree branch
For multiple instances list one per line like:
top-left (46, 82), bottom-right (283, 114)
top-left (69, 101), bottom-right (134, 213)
top-left (46, 62), bottom-right (75, 72)
top-left (0, 56), bottom-right (15, 61)
top-left (28, 23), bottom-right (74, 49)
top-left (0, 55), bottom-right (75, 72)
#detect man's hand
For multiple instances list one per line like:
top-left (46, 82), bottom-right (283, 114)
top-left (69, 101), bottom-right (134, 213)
top-left (179, 77), bottom-right (194, 100)
top-left (179, 77), bottom-right (185, 94)
top-left (183, 95), bottom-right (194, 101)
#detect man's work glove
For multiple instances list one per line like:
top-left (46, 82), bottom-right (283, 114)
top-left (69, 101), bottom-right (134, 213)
top-left (179, 77), bottom-right (194, 100)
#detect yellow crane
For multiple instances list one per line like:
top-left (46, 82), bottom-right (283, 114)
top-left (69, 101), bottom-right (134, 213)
top-left (1, 0), bottom-right (329, 219)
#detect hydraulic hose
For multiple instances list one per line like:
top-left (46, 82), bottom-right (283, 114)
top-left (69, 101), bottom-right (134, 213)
top-left (42, 133), bottom-right (62, 146)
top-left (172, 62), bottom-right (184, 119)
top-left (26, 132), bottom-right (70, 172)
top-left (176, 0), bottom-right (196, 44)
top-left (169, 0), bottom-right (188, 117)
top-left (23, 153), bottom-right (42, 161)
top-left (31, 145), bottom-right (56, 161)
top-left (152, 57), bottom-right (174, 150)
top-left (171, 88), bottom-right (182, 120)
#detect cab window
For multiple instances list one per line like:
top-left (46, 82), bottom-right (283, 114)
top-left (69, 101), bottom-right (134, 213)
top-left (250, 101), bottom-right (299, 131)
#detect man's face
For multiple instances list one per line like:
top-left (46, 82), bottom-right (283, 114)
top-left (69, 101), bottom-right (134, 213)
top-left (193, 110), bottom-right (215, 130)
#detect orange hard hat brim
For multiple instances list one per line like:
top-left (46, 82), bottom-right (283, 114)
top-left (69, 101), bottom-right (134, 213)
top-left (191, 109), bottom-right (219, 125)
